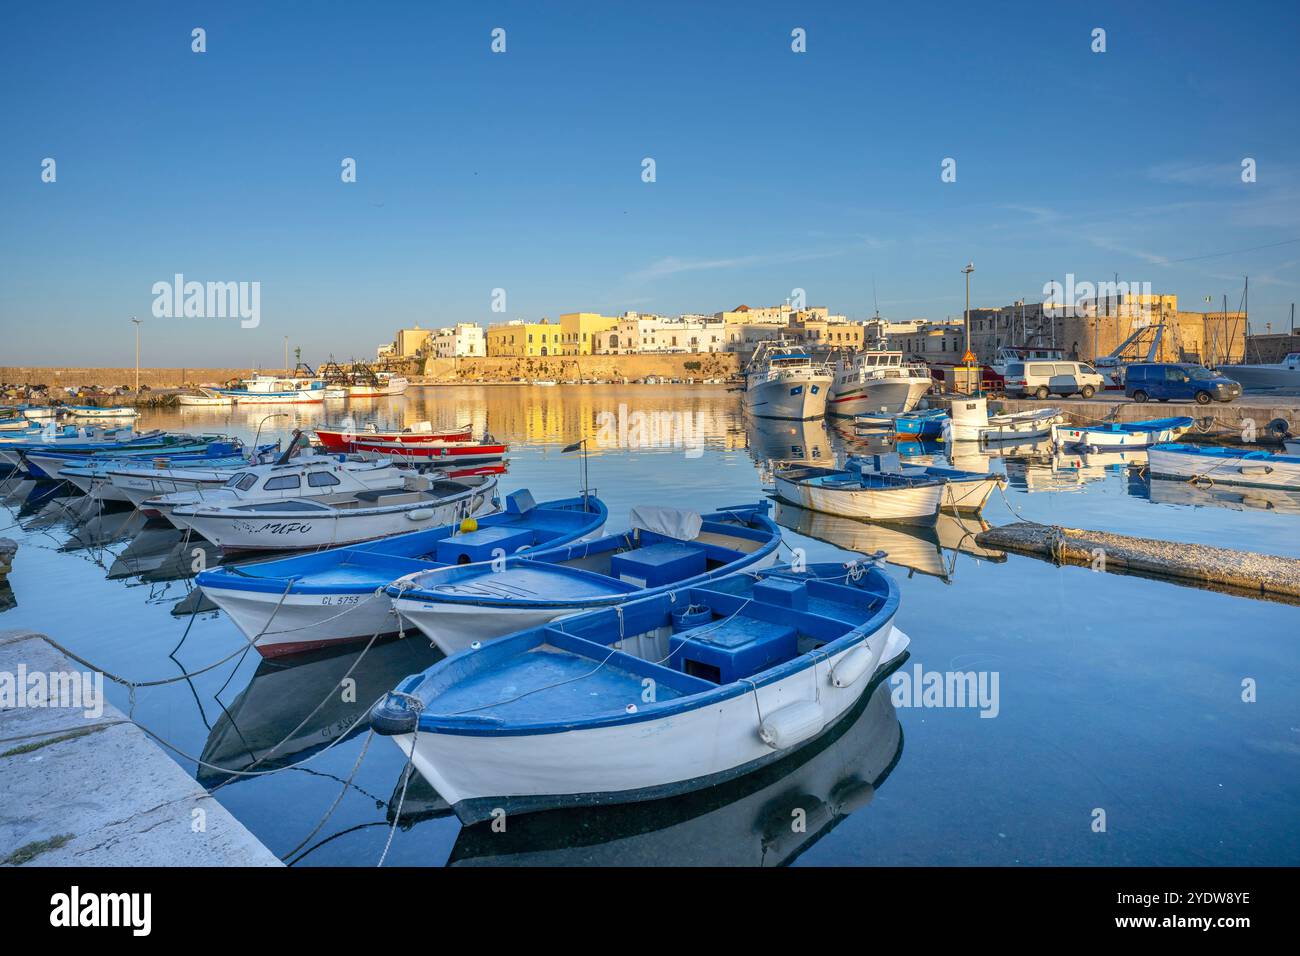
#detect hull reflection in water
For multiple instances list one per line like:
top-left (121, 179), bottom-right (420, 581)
top-left (1134, 474), bottom-right (1300, 517)
top-left (746, 416), bottom-right (832, 468)
top-left (775, 500), bottom-right (1005, 581)
top-left (198, 637), bottom-right (443, 786)
top-left (447, 679), bottom-right (903, 867)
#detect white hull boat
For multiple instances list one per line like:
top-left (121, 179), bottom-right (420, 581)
top-left (743, 342), bottom-right (832, 420)
top-left (1052, 416), bottom-right (1194, 450)
top-left (370, 563), bottom-right (910, 825)
top-left (176, 389), bottom-right (234, 407)
top-left (173, 474), bottom-right (499, 550)
top-left (827, 351), bottom-right (931, 418)
top-left (774, 464), bottom-right (944, 524)
top-left (846, 453), bottom-right (1004, 515)
top-left (1216, 353), bottom-right (1300, 390)
top-left (946, 397), bottom-right (1061, 443)
top-left (1146, 443), bottom-right (1300, 490)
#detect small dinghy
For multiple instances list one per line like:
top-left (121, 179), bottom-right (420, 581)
top-left (56, 442), bottom-right (269, 501)
top-left (16, 433), bottom-right (228, 480)
top-left (773, 463), bottom-right (944, 524)
top-left (1053, 416), bottom-right (1194, 450)
top-left (370, 561), bottom-right (910, 825)
top-left (846, 453), bottom-right (1004, 514)
top-left (946, 397), bottom-right (1061, 443)
top-left (195, 491), bottom-right (608, 658)
top-left (63, 405), bottom-right (139, 419)
top-left (349, 437), bottom-right (508, 467)
top-left (1147, 443), bottom-right (1300, 490)
top-left (387, 503), bottom-right (781, 656)
top-left (893, 408), bottom-right (948, 438)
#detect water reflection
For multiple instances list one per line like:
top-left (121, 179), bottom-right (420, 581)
top-left (775, 500), bottom-right (1005, 582)
top-left (198, 636), bottom-right (443, 786)
top-left (1134, 474), bottom-right (1300, 516)
top-left (445, 678), bottom-right (903, 867)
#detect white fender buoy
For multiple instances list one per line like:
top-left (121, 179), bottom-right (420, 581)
top-left (406, 508), bottom-right (437, 521)
top-left (830, 643), bottom-right (875, 688)
top-left (759, 700), bottom-right (824, 750)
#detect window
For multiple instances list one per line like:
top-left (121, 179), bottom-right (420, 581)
top-left (263, 475), bottom-right (302, 491)
top-left (236, 474), bottom-right (257, 491)
top-left (307, 471), bottom-right (341, 488)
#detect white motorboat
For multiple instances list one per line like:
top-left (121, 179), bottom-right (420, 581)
top-left (20, 406), bottom-right (61, 421)
top-left (743, 341), bottom-right (833, 420)
top-left (847, 453), bottom-right (1004, 514)
top-left (63, 405), bottom-right (139, 419)
top-left (945, 397), bottom-right (1062, 443)
top-left (212, 375), bottom-right (329, 405)
top-left (346, 369), bottom-right (410, 397)
top-left (176, 388), bottom-right (234, 407)
top-left (1216, 353), bottom-right (1300, 390)
top-left (773, 463), bottom-right (944, 524)
top-left (171, 472), bottom-right (498, 550)
top-left (826, 350), bottom-right (931, 418)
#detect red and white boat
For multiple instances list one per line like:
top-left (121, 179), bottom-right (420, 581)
top-left (314, 421), bottom-right (473, 452)
top-left (350, 437), bottom-right (508, 467)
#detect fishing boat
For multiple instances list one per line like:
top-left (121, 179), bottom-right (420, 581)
top-left (773, 463), bottom-right (944, 524)
top-left (945, 397), bottom-right (1061, 443)
top-left (314, 421), bottom-right (473, 452)
top-left (348, 437), bottom-right (508, 467)
top-left (211, 375), bottom-right (328, 405)
top-left (63, 405), bottom-right (139, 420)
top-left (176, 388), bottom-right (233, 407)
top-left (1052, 416), bottom-right (1194, 450)
top-left (170, 472), bottom-right (499, 551)
top-left (893, 408), bottom-right (948, 438)
top-left (97, 445), bottom-right (280, 505)
top-left (370, 560), bottom-right (910, 825)
top-left (0, 417), bottom-right (40, 433)
top-left (1146, 443), bottom-right (1300, 490)
top-left (826, 350), bottom-right (931, 418)
top-left (19, 406), bottom-right (60, 421)
top-left (387, 503), bottom-right (781, 656)
top-left (196, 491), bottom-right (609, 657)
top-left (847, 453), bottom-right (1004, 514)
top-left (346, 367), bottom-right (410, 398)
top-left (54, 442), bottom-right (268, 501)
top-left (10, 432), bottom-right (224, 478)
top-left (1216, 352), bottom-right (1300, 390)
top-left (743, 341), bottom-right (833, 420)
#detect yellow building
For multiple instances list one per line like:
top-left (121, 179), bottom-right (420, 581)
top-left (486, 319), bottom-right (565, 356)
top-left (395, 326), bottom-right (433, 357)
top-left (558, 312), bottom-right (620, 355)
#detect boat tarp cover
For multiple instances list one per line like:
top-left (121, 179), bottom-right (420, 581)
top-left (629, 506), bottom-right (702, 541)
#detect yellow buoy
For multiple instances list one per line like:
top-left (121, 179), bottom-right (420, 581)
top-left (459, 517), bottom-right (478, 534)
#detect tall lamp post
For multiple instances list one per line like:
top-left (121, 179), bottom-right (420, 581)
top-left (961, 262), bottom-right (975, 362)
top-left (131, 318), bottom-right (142, 395)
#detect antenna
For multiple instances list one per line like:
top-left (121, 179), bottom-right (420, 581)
top-left (561, 438), bottom-right (592, 508)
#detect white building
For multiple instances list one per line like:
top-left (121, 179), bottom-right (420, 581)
top-left (431, 323), bottom-right (486, 358)
top-left (594, 313), bottom-right (726, 354)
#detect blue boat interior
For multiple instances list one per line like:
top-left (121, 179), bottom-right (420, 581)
top-left (200, 493), bottom-right (608, 593)
top-left (388, 563), bottom-right (896, 730)
top-left (1153, 442), bottom-right (1300, 464)
top-left (394, 506), bottom-right (776, 604)
top-left (782, 463), bottom-right (945, 490)
top-left (1089, 416), bottom-right (1194, 434)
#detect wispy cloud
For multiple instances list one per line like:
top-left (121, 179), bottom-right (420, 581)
top-left (628, 238), bottom-right (887, 283)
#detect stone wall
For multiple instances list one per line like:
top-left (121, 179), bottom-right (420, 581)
top-left (420, 353), bottom-right (741, 382)
top-left (0, 367), bottom-right (287, 389)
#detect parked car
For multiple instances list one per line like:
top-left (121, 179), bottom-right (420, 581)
top-left (1123, 363), bottom-right (1242, 405)
top-left (1003, 360), bottom-right (1104, 399)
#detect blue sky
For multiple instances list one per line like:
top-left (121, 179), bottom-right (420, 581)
top-left (2, 0), bottom-right (1298, 366)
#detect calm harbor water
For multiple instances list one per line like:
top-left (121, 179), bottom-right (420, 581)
top-left (2, 385), bottom-right (1297, 866)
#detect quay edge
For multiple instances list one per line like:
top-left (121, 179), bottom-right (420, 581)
top-left (0, 629), bottom-right (281, 867)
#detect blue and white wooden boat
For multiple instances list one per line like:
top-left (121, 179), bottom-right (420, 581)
top-left (893, 408), bottom-right (948, 438)
top-left (370, 561), bottom-right (910, 825)
top-left (62, 404), bottom-right (139, 420)
top-left (387, 503), bottom-right (781, 656)
top-left (0, 416), bottom-right (39, 433)
top-left (196, 491), bottom-right (609, 658)
top-left (1147, 443), bottom-right (1300, 490)
top-left (58, 443), bottom-right (275, 502)
top-left (18, 435), bottom-right (231, 481)
top-left (773, 463), bottom-right (945, 524)
top-left (1052, 416), bottom-right (1194, 450)
top-left (846, 453), bottom-right (1004, 514)
top-left (0, 429), bottom-right (187, 471)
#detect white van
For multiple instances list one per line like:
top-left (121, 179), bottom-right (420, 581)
top-left (1003, 361), bottom-right (1104, 399)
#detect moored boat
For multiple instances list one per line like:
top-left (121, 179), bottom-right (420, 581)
top-left (1216, 352), bottom-right (1300, 390)
top-left (1052, 416), bottom-right (1194, 450)
top-left (348, 437), bottom-right (507, 467)
top-left (63, 405), bottom-right (139, 419)
top-left (196, 491), bottom-right (608, 657)
top-left (826, 350), bottom-right (931, 418)
top-left (945, 397), bottom-right (1061, 443)
top-left (893, 408), bottom-right (948, 438)
top-left (847, 453), bottom-right (1004, 514)
top-left (743, 341), bottom-right (833, 420)
top-left (370, 561), bottom-right (910, 825)
top-left (1146, 443), bottom-right (1300, 490)
top-left (388, 503), bottom-right (781, 656)
top-left (773, 463), bottom-right (944, 524)
top-left (314, 421), bottom-right (473, 451)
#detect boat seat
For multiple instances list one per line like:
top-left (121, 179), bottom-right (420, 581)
top-left (434, 526), bottom-right (534, 565)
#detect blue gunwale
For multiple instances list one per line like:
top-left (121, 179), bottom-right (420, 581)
top-left (393, 562), bottom-right (900, 737)
top-left (1152, 442), bottom-right (1300, 463)
top-left (385, 503), bottom-right (781, 610)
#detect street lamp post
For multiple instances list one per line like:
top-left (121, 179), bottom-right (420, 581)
top-left (131, 318), bottom-right (142, 396)
top-left (961, 262), bottom-right (975, 362)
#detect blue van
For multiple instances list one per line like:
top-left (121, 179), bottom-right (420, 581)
top-left (1123, 363), bottom-right (1242, 405)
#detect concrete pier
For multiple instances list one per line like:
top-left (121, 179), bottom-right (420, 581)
top-left (976, 522), bottom-right (1300, 603)
top-left (990, 394), bottom-right (1300, 441)
top-left (0, 629), bottom-right (280, 866)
